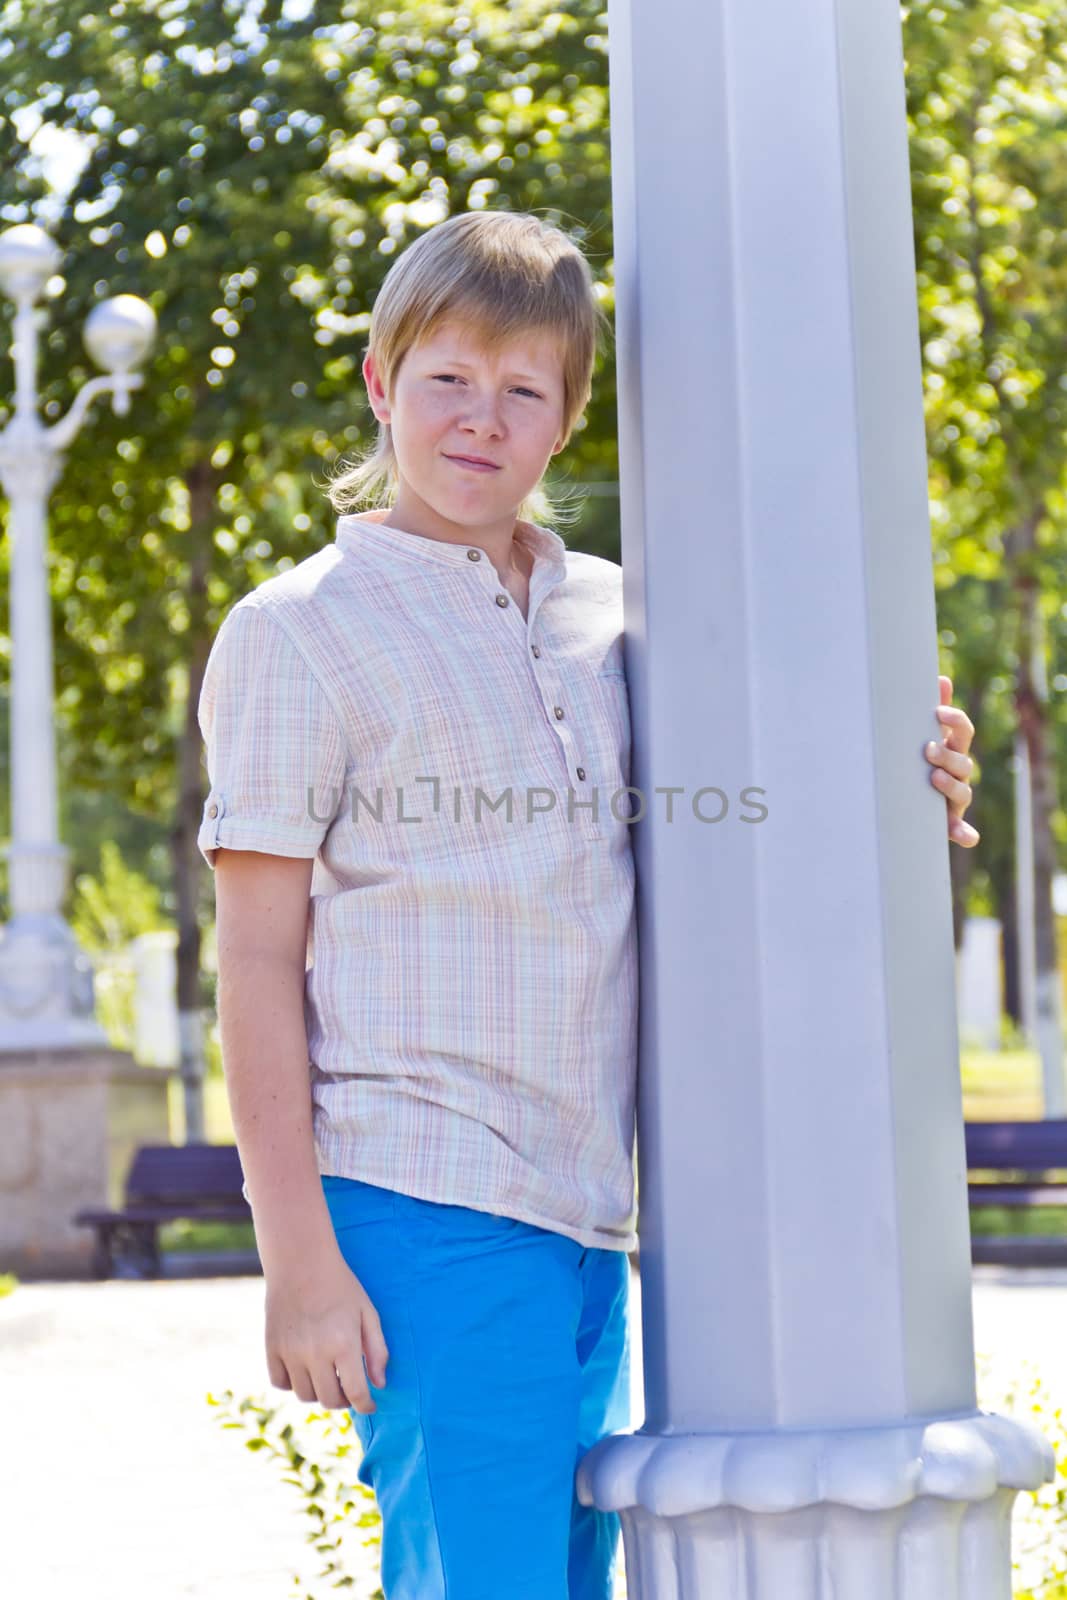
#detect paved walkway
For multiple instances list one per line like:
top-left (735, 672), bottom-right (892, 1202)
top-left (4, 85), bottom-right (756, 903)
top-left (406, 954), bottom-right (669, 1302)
top-left (2, 1262), bottom-right (1065, 1598)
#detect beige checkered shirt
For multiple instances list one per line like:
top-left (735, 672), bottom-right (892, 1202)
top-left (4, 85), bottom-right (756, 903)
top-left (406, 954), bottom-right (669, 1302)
top-left (197, 511), bottom-right (638, 1252)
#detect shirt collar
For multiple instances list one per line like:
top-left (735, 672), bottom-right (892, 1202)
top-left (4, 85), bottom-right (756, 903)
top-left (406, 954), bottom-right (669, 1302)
top-left (335, 510), bottom-right (569, 576)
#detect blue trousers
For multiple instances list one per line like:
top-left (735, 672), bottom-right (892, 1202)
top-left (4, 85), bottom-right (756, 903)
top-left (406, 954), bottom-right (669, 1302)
top-left (321, 1175), bottom-right (632, 1600)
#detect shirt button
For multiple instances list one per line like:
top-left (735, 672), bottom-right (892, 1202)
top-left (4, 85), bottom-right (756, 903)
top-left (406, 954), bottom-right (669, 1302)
top-left (554, 706), bottom-right (565, 719)
top-left (496, 593), bottom-right (509, 607)
top-left (208, 803), bottom-right (218, 818)
top-left (576, 767), bottom-right (586, 781)
top-left (531, 645), bottom-right (541, 658)
top-left (467, 548), bottom-right (481, 561)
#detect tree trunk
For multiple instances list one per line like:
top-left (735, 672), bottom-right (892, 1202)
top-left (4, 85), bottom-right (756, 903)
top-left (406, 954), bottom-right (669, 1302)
top-left (170, 455), bottom-right (217, 1143)
top-left (999, 858), bottom-right (1021, 1032)
top-left (1014, 568), bottom-right (1066, 1113)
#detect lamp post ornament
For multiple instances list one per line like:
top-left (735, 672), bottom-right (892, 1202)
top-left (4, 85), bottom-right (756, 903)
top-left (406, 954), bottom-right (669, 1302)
top-left (0, 223), bottom-right (155, 1048)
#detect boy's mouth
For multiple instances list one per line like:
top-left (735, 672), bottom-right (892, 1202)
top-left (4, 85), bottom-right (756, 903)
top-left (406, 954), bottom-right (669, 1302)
top-left (446, 454), bottom-right (502, 472)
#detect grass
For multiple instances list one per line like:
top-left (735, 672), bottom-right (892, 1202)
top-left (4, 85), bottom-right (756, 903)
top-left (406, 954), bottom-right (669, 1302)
top-left (970, 1205), bottom-right (1067, 1236)
top-left (156, 1216), bottom-right (258, 1253)
top-left (961, 1043), bottom-right (1047, 1121)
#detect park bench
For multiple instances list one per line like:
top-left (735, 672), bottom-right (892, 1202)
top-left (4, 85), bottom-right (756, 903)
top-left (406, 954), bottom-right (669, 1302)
top-left (74, 1142), bottom-right (253, 1279)
top-left (966, 1118), bottom-right (1067, 1266)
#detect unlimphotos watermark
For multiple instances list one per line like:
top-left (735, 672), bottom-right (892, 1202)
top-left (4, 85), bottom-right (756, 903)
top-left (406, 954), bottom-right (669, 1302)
top-left (305, 778), bottom-right (769, 826)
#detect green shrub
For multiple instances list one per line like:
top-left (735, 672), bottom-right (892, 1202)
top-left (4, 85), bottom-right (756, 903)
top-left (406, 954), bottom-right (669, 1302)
top-left (207, 1387), bottom-right (383, 1599)
top-left (977, 1353), bottom-right (1067, 1598)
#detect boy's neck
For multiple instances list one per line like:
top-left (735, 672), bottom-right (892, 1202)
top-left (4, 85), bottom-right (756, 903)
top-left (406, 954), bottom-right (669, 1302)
top-left (362, 504), bottom-right (534, 587)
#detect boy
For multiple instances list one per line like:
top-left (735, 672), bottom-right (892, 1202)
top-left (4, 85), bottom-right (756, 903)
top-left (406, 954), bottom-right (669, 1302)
top-left (197, 209), bottom-right (978, 1600)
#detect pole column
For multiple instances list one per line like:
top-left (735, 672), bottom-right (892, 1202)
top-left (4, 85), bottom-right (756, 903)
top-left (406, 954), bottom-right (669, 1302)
top-left (581, 0), bottom-right (1054, 1592)
top-left (0, 335), bottom-right (93, 1034)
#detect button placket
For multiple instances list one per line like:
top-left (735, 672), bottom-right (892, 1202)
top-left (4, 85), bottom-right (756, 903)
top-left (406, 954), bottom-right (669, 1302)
top-left (469, 548), bottom-right (596, 834)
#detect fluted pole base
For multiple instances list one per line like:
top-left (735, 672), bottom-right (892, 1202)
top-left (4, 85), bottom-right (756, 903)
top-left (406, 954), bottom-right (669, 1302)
top-left (578, 1413), bottom-right (1054, 1598)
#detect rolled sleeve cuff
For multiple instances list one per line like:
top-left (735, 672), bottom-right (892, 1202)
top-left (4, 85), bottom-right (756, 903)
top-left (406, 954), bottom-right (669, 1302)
top-left (196, 787), bottom-right (329, 871)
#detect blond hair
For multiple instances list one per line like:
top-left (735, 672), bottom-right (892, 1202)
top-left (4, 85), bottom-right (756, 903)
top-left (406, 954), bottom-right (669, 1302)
top-left (324, 209), bottom-right (612, 530)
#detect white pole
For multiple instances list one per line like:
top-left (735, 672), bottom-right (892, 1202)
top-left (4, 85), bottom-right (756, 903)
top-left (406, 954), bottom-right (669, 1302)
top-left (1014, 728), bottom-right (1036, 1047)
top-left (956, 917), bottom-right (1002, 1054)
top-left (0, 226), bottom-right (155, 1048)
top-left (7, 297), bottom-right (63, 877)
top-left (579, 0), bottom-right (1054, 1591)
top-left (1026, 608), bottom-right (1067, 1114)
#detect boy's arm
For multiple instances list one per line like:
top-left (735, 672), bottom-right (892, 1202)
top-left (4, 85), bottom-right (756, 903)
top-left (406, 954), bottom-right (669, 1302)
top-left (213, 844), bottom-right (389, 1413)
top-left (214, 846), bottom-right (339, 1277)
top-left (197, 606), bottom-right (386, 1410)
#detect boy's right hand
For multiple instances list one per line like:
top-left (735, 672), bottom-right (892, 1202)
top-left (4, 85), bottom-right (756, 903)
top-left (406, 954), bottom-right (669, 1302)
top-left (264, 1248), bottom-right (390, 1414)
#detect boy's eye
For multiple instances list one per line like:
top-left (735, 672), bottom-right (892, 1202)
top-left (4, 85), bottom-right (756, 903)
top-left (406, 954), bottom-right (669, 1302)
top-left (432, 374), bottom-right (541, 399)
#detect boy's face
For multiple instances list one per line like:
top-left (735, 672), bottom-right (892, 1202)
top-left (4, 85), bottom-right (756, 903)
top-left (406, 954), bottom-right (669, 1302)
top-left (362, 316), bottom-right (567, 542)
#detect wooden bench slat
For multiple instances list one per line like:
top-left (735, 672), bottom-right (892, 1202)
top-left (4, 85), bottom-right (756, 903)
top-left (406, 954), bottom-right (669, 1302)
top-left (968, 1184), bottom-right (1067, 1207)
top-left (972, 1236), bottom-right (1067, 1266)
top-left (965, 1118), bottom-right (1067, 1170)
top-left (125, 1144), bottom-right (247, 1204)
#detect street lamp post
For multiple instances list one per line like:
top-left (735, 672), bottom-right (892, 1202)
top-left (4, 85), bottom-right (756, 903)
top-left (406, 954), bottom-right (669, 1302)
top-left (0, 223), bottom-right (155, 1049)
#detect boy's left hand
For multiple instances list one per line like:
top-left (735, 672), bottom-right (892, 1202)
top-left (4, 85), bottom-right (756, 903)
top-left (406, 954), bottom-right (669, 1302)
top-left (925, 675), bottom-right (979, 847)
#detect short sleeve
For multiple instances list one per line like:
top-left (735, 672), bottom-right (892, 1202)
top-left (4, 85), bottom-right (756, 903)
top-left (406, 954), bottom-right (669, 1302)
top-left (196, 602), bottom-right (349, 871)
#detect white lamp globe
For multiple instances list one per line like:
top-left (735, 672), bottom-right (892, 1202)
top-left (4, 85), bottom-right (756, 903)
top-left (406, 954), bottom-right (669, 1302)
top-left (84, 295), bottom-right (157, 375)
top-left (0, 225), bottom-right (62, 303)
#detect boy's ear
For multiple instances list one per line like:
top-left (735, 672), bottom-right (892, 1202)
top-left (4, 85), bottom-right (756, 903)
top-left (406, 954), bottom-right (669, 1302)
top-left (363, 351), bottom-right (391, 424)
